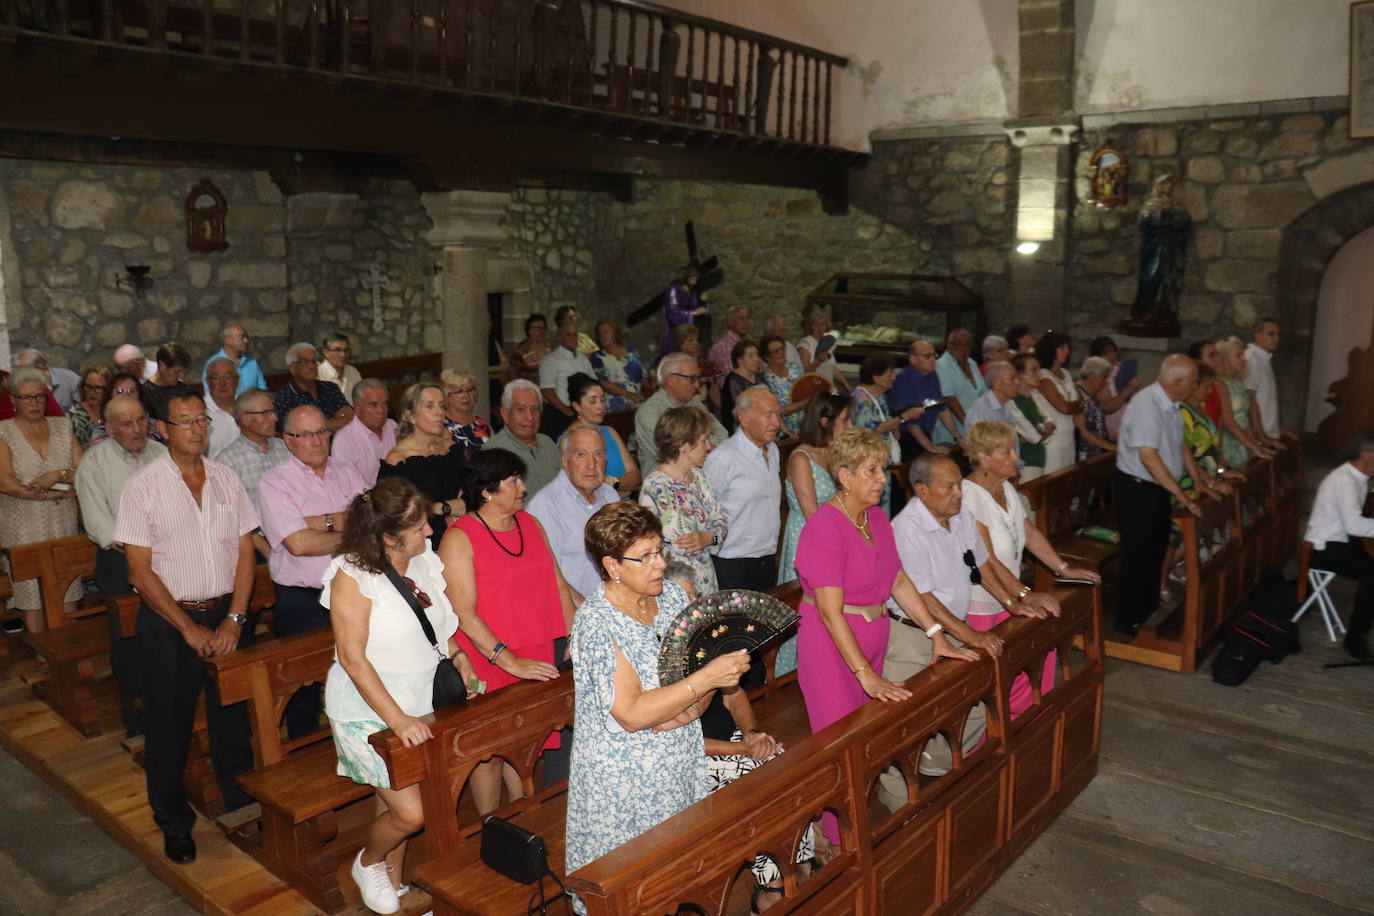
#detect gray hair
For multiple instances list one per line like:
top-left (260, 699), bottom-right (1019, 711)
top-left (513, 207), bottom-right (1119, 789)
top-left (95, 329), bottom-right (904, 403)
top-left (321, 330), bottom-right (350, 350)
top-left (732, 384), bottom-right (773, 417)
top-left (232, 387), bottom-right (271, 420)
top-left (14, 348), bottom-right (46, 369)
top-left (1350, 430), bottom-right (1374, 461)
top-left (102, 394), bottom-right (146, 424)
top-left (657, 352), bottom-right (697, 386)
top-left (5, 366), bottom-right (48, 395)
top-left (205, 356), bottom-right (237, 376)
top-left (664, 559), bottom-right (695, 590)
top-left (981, 335), bottom-right (1008, 357)
top-left (220, 321), bottom-right (245, 341)
top-left (501, 378), bottom-right (541, 410)
top-left (946, 328), bottom-right (972, 346)
top-left (908, 451), bottom-right (957, 489)
top-left (284, 341), bottom-right (317, 369)
top-left (984, 360), bottom-right (1015, 384)
top-left (352, 377), bottom-right (387, 405)
top-left (1078, 356), bottom-right (1113, 380)
top-left (558, 424), bottom-right (604, 458)
top-left (764, 315), bottom-right (786, 333)
top-left (1157, 354), bottom-right (1197, 385)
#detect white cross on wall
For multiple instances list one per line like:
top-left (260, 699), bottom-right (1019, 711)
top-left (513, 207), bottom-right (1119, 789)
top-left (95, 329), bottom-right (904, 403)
top-left (365, 263), bottom-right (391, 333)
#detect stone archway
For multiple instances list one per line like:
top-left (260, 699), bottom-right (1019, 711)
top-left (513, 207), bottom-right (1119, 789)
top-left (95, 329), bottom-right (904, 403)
top-left (1274, 178), bottom-right (1374, 434)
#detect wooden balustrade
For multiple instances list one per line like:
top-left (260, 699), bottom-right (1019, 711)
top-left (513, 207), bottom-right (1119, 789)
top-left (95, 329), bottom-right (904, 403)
top-left (1, 0), bottom-right (849, 149)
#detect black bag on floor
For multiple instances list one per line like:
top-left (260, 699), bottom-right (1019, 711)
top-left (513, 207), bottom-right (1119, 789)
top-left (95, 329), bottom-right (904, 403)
top-left (1212, 570), bottom-right (1301, 687)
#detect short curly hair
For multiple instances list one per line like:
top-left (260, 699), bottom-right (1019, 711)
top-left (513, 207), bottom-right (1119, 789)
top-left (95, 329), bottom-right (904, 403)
top-left (827, 427), bottom-right (889, 482)
top-left (964, 420), bottom-right (1016, 466)
top-left (585, 501), bottom-right (663, 581)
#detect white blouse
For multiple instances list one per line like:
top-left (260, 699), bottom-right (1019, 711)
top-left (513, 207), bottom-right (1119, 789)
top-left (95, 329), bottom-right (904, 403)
top-left (322, 546), bottom-right (459, 722)
top-left (961, 478), bottom-right (1029, 614)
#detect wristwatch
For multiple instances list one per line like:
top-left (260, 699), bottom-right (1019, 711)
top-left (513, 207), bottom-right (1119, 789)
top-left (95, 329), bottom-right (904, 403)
top-left (441, 501), bottom-right (453, 517)
top-left (228, 613), bottom-right (249, 627)
top-left (324, 514), bottom-right (335, 531)
top-left (711, 533), bottom-right (719, 547)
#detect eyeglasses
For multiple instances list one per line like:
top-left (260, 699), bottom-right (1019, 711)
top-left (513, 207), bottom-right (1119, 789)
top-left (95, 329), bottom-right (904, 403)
top-left (284, 429), bottom-right (330, 440)
top-left (166, 415), bottom-right (212, 429)
top-left (962, 550), bottom-right (982, 586)
top-left (13, 393), bottom-right (46, 403)
top-left (401, 575), bottom-right (432, 608)
top-left (670, 372), bottom-right (702, 383)
top-left (289, 358), bottom-right (315, 367)
top-left (240, 408), bottom-right (275, 417)
top-left (81, 382), bottom-right (107, 392)
top-left (618, 548), bottom-right (666, 565)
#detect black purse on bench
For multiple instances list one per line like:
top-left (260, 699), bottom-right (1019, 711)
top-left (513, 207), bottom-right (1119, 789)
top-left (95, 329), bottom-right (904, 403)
top-left (382, 563), bottom-right (468, 711)
top-left (481, 814), bottom-right (566, 915)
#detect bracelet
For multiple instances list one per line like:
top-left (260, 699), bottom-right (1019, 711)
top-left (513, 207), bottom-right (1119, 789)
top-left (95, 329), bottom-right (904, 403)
top-left (450, 648), bottom-right (466, 659)
top-left (1054, 561), bottom-right (1068, 575)
top-left (1001, 596), bottom-right (1015, 609)
top-left (851, 663), bottom-right (871, 676)
top-left (1017, 585), bottom-right (1031, 599)
top-left (924, 622), bottom-right (943, 638)
top-left (487, 641), bottom-right (507, 664)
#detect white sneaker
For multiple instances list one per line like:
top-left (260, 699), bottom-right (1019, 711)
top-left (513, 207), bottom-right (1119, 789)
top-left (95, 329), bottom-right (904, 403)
top-left (352, 849), bottom-right (400, 914)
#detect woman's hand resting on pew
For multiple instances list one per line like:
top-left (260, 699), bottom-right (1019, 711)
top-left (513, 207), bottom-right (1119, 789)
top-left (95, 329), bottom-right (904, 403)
top-left (387, 714), bottom-right (434, 748)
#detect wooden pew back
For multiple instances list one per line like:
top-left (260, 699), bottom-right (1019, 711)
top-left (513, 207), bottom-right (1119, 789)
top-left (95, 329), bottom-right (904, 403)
top-left (1020, 453), bottom-right (1117, 543)
top-left (4, 534), bottom-right (100, 629)
top-left (1233, 458), bottom-right (1275, 591)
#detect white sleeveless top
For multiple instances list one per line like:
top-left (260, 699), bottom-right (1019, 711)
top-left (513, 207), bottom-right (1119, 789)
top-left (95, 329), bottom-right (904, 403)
top-left (961, 478), bottom-right (1028, 616)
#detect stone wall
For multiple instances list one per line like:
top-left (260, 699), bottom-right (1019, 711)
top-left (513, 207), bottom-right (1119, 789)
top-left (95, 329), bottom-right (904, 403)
top-left (286, 180), bottom-right (438, 364)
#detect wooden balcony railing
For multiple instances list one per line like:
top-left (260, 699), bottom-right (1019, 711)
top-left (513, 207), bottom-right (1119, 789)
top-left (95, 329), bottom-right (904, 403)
top-left (2, 0), bottom-right (850, 148)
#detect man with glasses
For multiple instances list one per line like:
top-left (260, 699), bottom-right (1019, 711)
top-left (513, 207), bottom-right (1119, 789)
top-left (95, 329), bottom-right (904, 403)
top-left (202, 356), bottom-right (240, 457)
top-left (114, 392), bottom-right (258, 864)
top-left (633, 352), bottom-right (727, 468)
top-left (316, 331), bottom-right (361, 401)
top-left (272, 341), bottom-right (354, 432)
top-left (890, 340), bottom-right (958, 459)
top-left (203, 322), bottom-right (266, 395)
top-left (74, 395), bottom-right (166, 737)
top-left (215, 389), bottom-right (289, 559)
top-left (258, 405), bottom-right (368, 739)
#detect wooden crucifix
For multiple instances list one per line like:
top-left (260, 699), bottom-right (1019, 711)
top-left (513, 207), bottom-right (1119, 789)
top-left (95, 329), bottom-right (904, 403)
top-left (365, 263), bottom-right (390, 333)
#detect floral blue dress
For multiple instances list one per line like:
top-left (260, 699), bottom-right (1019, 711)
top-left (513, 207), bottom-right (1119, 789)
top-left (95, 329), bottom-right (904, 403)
top-left (589, 348), bottom-right (646, 411)
top-left (565, 581), bottom-right (705, 871)
top-left (762, 367), bottom-right (801, 437)
top-left (850, 386), bottom-right (895, 513)
top-left (774, 451), bottom-right (835, 675)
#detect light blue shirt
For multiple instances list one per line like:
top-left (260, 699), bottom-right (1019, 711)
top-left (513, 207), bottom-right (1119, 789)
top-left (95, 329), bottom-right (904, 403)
top-left (933, 351), bottom-right (987, 445)
top-left (964, 389), bottom-right (1015, 430)
top-left (526, 469), bottom-right (619, 597)
top-left (204, 348), bottom-right (268, 395)
top-left (1116, 382), bottom-right (1184, 482)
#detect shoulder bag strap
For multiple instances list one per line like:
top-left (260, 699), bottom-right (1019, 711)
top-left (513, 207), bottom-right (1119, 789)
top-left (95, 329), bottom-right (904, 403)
top-left (382, 562), bottom-right (440, 650)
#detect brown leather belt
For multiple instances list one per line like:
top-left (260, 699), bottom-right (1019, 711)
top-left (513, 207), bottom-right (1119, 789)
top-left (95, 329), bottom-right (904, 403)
top-left (177, 594), bottom-right (230, 610)
top-left (888, 610), bottom-right (921, 630)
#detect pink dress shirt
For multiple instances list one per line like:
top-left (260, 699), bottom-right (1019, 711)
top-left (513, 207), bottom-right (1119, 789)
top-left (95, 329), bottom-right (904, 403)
top-left (330, 414), bottom-right (396, 487)
top-left (258, 456), bottom-right (368, 589)
top-left (114, 454), bottom-right (260, 602)
top-left (706, 329), bottom-right (740, 390)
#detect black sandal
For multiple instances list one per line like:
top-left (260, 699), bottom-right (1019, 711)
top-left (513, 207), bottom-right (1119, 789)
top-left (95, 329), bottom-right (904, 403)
top-left (750, 883), bottom-right (784, 915)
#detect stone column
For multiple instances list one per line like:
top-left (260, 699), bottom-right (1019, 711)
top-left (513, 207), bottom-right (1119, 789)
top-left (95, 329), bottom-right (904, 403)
top-left (421, 190), bottom-right (511, 420)
top-left (1006, 121), bottom-right (1079, 332)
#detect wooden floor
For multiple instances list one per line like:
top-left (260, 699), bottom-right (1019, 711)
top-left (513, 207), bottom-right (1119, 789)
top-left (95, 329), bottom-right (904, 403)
top-left (0, 646), bottom-right (423, 916)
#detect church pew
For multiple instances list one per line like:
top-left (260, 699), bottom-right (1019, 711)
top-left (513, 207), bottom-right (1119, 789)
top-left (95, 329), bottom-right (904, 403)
top-left (204, 625), bottom-right (365, 913)
top-left (371, 586), bottom-right (1100, 915)
top-left (1232, 457), bottom-right (1276, 594)
top-left (565, 585), bottom-right (1102, 915)
top-left (4, 533), bottom-right (102, 631)
top-left (1019, 453), bottom-right (1120, 603)
top-left (1269, 440), bottom-right (1304, 567)
top-left (1122, 489), bottom-right (1242, 674)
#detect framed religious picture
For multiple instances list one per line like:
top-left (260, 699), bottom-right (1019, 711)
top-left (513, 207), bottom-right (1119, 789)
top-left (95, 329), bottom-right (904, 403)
top-left (1088, 140), bottom-right (1128, 208)
top-left (1352, 1), bottom-right (1374, 137)
top-left (185, 179), bottom-right (229, 253)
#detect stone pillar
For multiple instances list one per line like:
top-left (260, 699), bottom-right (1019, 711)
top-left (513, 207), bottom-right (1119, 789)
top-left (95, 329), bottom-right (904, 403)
top-left (1005, 122), bottom-right (1079, 332)
top-left (421, 190), bottom-right (510, 420)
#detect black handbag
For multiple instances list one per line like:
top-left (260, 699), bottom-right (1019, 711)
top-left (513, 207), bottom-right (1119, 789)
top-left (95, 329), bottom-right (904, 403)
top-left (481, 815), bottom-right (566, 914)
top-left (382, 563), bottom-right (468, 711)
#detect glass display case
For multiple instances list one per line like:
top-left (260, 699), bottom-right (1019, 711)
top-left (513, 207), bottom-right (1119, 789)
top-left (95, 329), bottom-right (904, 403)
top-left (804, 273), bottom-right (986, 363)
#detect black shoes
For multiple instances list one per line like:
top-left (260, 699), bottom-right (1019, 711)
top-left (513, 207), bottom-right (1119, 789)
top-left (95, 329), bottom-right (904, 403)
top-left (164, 833), bottom-right (197, 865)
top-left (1344, 633), bottom-right (1372, 661)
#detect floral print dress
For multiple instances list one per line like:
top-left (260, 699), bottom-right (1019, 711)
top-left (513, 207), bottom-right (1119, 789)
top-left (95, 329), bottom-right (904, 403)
top-left (638, 469), bottom-right (728, 593)
top-left (762, 367), bottom-right (801, 437)
top-left (565, 581), bottom-right (704, 871)
top-left (589, 348), bottom-right (646, 411)
top-left (850, 386), bottom-right (895, 513)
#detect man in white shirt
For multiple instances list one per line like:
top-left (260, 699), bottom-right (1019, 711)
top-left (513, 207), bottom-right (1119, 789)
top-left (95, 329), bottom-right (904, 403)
top-left (1305, 430), bottom-right (1374, 659)
top-left (317, 331), bottom-right (362, 401)
top-left (1244, 317), bottom-right (1282, 441)
top-left (539, 321), bottom-right (594, 439)
top-left (202, 357), bottom-right (241, 458)
top-left (704, 387), bottom-right (782, 591)
top-left (74, 395), bottom-right (167, 737)
top-left (527, 426), bottom-right (618, 598)
top-left (330, 379), bottom-right (396, 487)
top-left (113, 343), bottom-right (158, 380)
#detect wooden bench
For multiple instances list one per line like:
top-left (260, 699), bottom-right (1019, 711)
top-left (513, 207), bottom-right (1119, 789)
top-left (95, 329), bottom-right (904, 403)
top-left (4, 534), bottom-right (101, 631)
top-left (1269, 440), bottom-right (1304, 567)
top-left (205, 626), bottom-right (369, 913)
top-left (373, 585), bottom-right (1101, 915)
top-left (1020, 453), bottom-right (1120, 599)
top-left (1232, 457), bottom-right (1276, 594)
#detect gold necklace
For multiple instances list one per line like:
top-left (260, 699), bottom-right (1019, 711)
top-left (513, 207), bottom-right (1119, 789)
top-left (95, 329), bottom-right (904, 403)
top-left (608, 583), bottom-right (656, 626)
top-left (832, 495), bottom-right (870, 537)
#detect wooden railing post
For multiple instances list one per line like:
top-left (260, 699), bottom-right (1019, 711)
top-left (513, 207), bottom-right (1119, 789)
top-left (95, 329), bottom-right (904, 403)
top-left (239, 0), bottom-right (249, 59)
top-left (274, 0), bottom-right (286, 63)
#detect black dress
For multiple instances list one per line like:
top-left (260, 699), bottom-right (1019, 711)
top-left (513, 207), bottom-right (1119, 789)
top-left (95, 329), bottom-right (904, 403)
top-left (720, 371), bottom-right (760, 434)
top-left (376, 447), bottom-right (468, 548)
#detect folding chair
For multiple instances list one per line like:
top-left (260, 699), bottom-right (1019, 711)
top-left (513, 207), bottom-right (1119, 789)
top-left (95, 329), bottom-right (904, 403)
top-left (1293, 541), bottom-right (1347, 643)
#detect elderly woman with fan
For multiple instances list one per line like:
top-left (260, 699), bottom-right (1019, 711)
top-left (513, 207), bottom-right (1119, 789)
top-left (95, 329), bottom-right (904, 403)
top-left (565, 502), bottom-right (751, 873)
top-left (794, 427), bottom-right (977, 852)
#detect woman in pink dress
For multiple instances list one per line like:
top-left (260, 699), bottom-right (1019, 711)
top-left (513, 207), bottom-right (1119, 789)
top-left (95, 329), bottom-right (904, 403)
top-left (794, 428), bottom-right (976, 849)
top-left (439, 447), bottom-right (581, 815)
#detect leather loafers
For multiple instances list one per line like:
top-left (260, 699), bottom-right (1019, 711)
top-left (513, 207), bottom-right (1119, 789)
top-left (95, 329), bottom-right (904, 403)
top-left (164, 832), bottom-right (197, 865)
